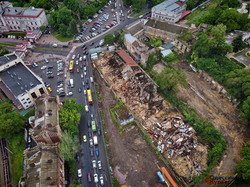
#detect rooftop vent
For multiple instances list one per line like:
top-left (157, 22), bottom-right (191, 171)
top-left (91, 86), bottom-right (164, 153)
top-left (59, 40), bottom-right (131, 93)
top-left (7, 71), bottom-right (10, 74)
top-left (30, 82), bottom-right (34, 87)
top-left (18, 76), bottom-right (21, 80)
top-left (17, 82), bottom-right (20, 85)
top-left (10, 74), bottom-right (13, 78)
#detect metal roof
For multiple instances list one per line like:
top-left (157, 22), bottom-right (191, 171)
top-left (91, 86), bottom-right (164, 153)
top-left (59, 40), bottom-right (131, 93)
top-left (0, 63), bottom-right (42, 97)
top-left (3, 7), bottom-right (43, 17)
top-left (0, 54), bottom-right (17, 66)
top-left (152, 0), bottom-right (180, 13)
top-left (125, 34), bottom-right (136, 44)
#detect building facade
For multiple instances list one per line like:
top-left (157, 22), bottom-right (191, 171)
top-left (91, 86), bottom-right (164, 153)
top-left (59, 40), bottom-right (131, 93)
top-left (0, 53), bottom-right (47, 109)
top-left (0, 1), bottom-right (48, 33)
top-left (151, 0), bottom-right (187, 23)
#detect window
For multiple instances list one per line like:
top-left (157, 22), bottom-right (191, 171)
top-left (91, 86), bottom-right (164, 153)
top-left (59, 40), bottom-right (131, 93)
top-left (39, 88), bottom-right (45, 94)
top-left (31, 92), bottom-right (37, 98)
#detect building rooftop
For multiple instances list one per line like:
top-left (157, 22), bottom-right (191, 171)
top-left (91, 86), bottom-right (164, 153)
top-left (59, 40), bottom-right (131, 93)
top-left (3, 6), bottom-right (43, 17)
top-left (161, 49), bottom-right (173, 57)
top-left (145, 19), bottom-right (188, 34)
top-left (24, 145), bottom-right (63, 187)
top-left (0, 53), bottom-right (17, 66)
top-left (0, 62), bottom-right (42, 97)
top-left (125, 34), bottom-right (137, 44)
top-left (152, 0), bottom-right (182, 13)
top-left (116, 50), bottom-right (139, 67)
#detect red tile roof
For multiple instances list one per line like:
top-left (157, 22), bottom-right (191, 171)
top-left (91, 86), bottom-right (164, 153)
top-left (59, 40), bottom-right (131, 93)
top-left (116, 50), bottom-right (138, 67)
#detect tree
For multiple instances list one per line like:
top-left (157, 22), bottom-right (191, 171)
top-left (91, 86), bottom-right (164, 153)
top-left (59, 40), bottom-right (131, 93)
top-left (232, 35), bottom-right (248, 52)
top-left (241, 96), bottom-right (250, 121)
top-left (155, 67), bottom-right (187, 93)
top-left (104, 34), bottom-right (115, 45)
top-left (220, 0), bottom-right (241, 8)
top-left (236, 141), bottom-right (250, 180)
top-left (150, 37), bottom-right (162, 47)
top-left (114, 31), bottom-right (124, 47)
top-left (69, 180), bottom-right (82, 187)
top-left (59, 98), bottom-right (84, 135)
top-left (0, 112), bottom-right (25, 138)
top-left (59, 130), bottom-right (79, 161)
top-left (39, 25), bottom-right (46, 32)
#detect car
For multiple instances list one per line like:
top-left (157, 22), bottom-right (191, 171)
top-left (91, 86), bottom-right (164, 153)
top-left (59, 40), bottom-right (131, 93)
top-left (81, 74), bottom-right (84, 79)
top-left (85, 105), bottom-right (89, 112)
top-left (84, 66), bottom-right (87, 71)
top-left (88, 121), bottom-right (91, 127)
top-left (78, 88), bottom-right (82, 93)
top-left (92, 160), bottom-right (97, 168)
top-left (90, 148), bottom-right (94, 156)
top-left (80, 64), bottom-right (83, 69)
top-left (78, 169), bottom-right (82, 177)
top-left (95, 147), bottom-right (99, 157)
top-left (83, 135), bottom-right (87, 142)
top-left (94, 173), bottom-right (98, 183)
top-left (97, 160), bottom-right (102, 170)
top-left (86, 52), bottom-right (89, 55)
top-left (76, 60), bottom-right (79, 65)
top-left (100, 174), bottom-right (104, 186)
top-left (41, 65), bottom-right (47, 70)
top-left (67, 92), bottom-right (73, 96)
top-left (27, 136), bottom-right (31, 143)
top-left (47, 74), bottom-right (54, 78)
top-left (84, 71), bottom-right (87, 76)
top-left (88, 131), bottom-right (92, 138)
top-left (98, 129), bottom-right (101, 136)
top-left (85, 79), bottom-right (89, 84)
top-left (81, 44), bottom-right (86, 48)
top-left (83, 61), bottom-right (86, 66)
top-left (47, 87), bottom-right (52, 92)
top-left (44, 59), bottom-right (49, 63)
top-left (87, 173), bottom-right (92, 182)
top-left (57, 72), bottom-right (63, 76)
top-left (76, 68), bottom-right (80, 73)
top-left (77, 54), bottom-right (80, 59)
top-left (89, 138), bottom-right (93, 147)
top-left (83, 55), bottom-right (87, 60)
top-left (90, 114), bottom-right (94, 120)
top-left (59, 92), bottom-right (65, 97)
top-left (90, 42), bottom-right (94, 46)
top-left (86, 84), bottom-right (90, 89)
top-left (79, 57), bottom-right (83, 61)
top-left (72, 54), bottom-right (76, 60)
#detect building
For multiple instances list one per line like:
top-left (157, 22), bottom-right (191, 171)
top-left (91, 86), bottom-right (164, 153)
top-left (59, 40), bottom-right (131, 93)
top-left (0, 1), bottom-right (48, 33)
top-left (29, 95), bottom-right (61, 144)
top-left (151, 0), bottom-right (187, 23)
top-left (115, 105), bottom-right (134, 126)
top-left (124, 34), bottom-right (149, 62)
top-left (21, 144), bottom-right (65, 187)
top-left (0, 53), bottom-right (47, 109)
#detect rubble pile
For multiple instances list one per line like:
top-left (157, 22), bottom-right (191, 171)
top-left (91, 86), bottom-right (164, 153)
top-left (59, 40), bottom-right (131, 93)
top-left (95, 52), bottom-right (208, 179)
top-left (146, 117), bottom-right (207, 176)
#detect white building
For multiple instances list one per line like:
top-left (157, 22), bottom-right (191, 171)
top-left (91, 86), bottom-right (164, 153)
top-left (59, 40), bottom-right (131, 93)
top-left (0, 53), bottom-right (47, 109)
top-left (151, 0), bottom-right (187, 23)
top-left (0, 1), bottom-right (48, 33)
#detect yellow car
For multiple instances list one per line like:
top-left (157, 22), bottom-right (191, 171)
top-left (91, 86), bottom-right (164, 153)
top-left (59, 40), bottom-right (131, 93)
top-left (47, 87), bottom-right (52, 92)
top-left (83, 135), bottom-right (87, 142)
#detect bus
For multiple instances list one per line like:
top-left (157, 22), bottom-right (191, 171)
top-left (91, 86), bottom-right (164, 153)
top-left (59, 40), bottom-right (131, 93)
top-left (91, 121), bottom-right (97, 132)
top-left (69, 60), bottom-right (74, 72)
top-left (87, 89), bottom-right (93, 104)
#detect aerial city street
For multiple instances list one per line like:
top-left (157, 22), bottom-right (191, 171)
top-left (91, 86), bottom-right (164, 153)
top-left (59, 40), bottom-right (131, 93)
top-left (0, 0), bottom-right (250, 187)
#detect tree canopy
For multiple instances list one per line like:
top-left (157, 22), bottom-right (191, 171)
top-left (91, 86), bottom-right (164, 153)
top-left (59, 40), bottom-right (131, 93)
top-left (236, 141), bottom-right (250, 180)
top-left (59, 98), bottom-right (84, 135)
top-left (104, 34), bottom-right (115, 45)
top-left (0, 101), bottom-right (25, 138)
top-left (150, 37), bottom-right (162, 47)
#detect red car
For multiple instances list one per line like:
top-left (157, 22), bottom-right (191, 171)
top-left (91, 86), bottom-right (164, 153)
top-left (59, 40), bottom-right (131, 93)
top-left (76, 68), bottom-right (80, 73)
top-left (87, 173), bottom-right (92, 182)
top-left (82, 61), bottom-right (87, 66)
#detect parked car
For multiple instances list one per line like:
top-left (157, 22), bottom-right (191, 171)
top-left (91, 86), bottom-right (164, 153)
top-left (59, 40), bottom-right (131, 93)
top-left (92, 160), bottom-right (97, 168)
top-left (87, 173), bottom-right (92, 182)
top-left (97, 160), bottom-right (102, 170)
top-left (83, 135), bottom-right (87, 142)
top-left (95, 147), bottom-right (99, 157)
top-left (94, 173), bottom-right (98, 183)
top-left (100, 174), bottom-right (104, 186)
top-left (90, 148), bottom-right (94, 157)
top-left (78, 169), bottom-right (82, 177)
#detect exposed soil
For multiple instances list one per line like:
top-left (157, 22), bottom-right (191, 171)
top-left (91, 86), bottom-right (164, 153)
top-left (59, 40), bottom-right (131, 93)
top-left (176, 62), bottom-right (246, 179)
top-left (94, 69), bottom-right (165, 187)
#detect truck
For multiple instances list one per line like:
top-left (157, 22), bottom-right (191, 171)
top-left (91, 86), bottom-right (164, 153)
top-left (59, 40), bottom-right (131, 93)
top-left (156, 171), bottom-right (166, 183)
top-left (70, 79), bottom-right (74, 88)
top-left (93, 135), bottom-right (98, 145)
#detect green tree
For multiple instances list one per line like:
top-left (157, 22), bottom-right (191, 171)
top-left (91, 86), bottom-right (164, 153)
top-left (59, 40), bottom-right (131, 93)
top-left (59, 98), bottom-right (83, 135)
top-left (179, 31), bottom-right (193, 43)
top-left (0, 113), bottom-right (25, 138)
top-left (39, 25), bottom-right (46, 32)
top-left (0, 46), bottom-right (9, 56)
top-left (232, 35), bottom-right (248, 52)
top-left (155, 67), bottom-right (187, 93)
top-left (104, 34), bottom-right (115, 45)
top-left (114, 31), bottom-right (124, 47)
top-left (220, 0), bottom-right (241, 8)
top-left (236, 141), bottom-right (250, 180)
top-left (69, 180), bottom-right (82, 187)
top-left (150, 37), bottom-right (162, 47)
top-left (59, 130), bottom-right (79, 161)
top-left (241, 96), bottom-right (250, 121)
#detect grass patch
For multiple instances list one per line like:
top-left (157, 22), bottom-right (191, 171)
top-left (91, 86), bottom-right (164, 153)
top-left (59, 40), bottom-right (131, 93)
top-left (112, 176), bottom-right (120, 187)
top-left (0, 43), bottom-right (15, 47)
top-left (34, 47), bottom-right (68, 52)
top-left (8, 132), bottom-right (25, 185)
top-left (95, 84), bottom-right (101, 100)
top-left (52, 31), bottom-right (73, 42)
top-left (3, 32), bottom-right (26, 37)
top-left (129, 10), bottom-right (149, 18)
top-left (230, 58), bottom-right (246, 68)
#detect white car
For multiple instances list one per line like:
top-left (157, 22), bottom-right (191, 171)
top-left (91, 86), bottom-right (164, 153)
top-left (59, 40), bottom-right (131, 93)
top-left (85, 105), bottom-right (89, 112)
top-left (92, 160), bottom-right (97, 168)
top-left (41, 65), bottom-right (47, 70)
top-left (84, 90), bottom-right (86, 95)
top-left (84, 67), bottom-right (87, 71)
top-left (67, 92), bottom-right (73, 96)
top-left (97, 160), bottom-right (102, 170)
top-left (89, 138), bottom-right (93, 147)
top-left (79, 57), bottom-right (83, 61)
top-left (94, 173), bottom-right (98, 183)
top-left (78, 169), bottom-right (82, 177)
top-left (100, 174), bottom-right (104, 186)
top-left (84, 71), bottom-right (87, 76)
top-left (72, 54), bottom-right (76, 60)
top-left (83, 55), bottom-right (86, 60)
top-left (81, 74), bottom-right (84, 79)
top-left (76, 60), bottom-right (79, 65)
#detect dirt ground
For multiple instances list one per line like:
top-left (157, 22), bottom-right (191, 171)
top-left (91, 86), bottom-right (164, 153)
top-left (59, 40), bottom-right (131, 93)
top-left (94, 69), bottom-right (166, 187)
top-left (176, 62), bottom-right (246, 178)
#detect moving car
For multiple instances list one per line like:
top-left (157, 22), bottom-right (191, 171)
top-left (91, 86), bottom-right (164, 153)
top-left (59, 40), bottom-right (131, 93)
top-left (90, 148), bottom-right (94, 157)
top-left (83, 135), bottom-right (87, 142)
top-left (85, 105), bottom-right (89, 112)
top-left (89, 138), bottom-right (93, 147)
top-left (87, 173), bottom-right (92, 182)
top-left (100, 174), bottom-right (104, 186)
top-left (47, 87), bottom-right (52, 92)
top-left (97, 160), bottom-right (102, 170)
top-left (94, 173), bottom-right (98, 183)
top-left (92, 160), bottom-right (97, 168)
